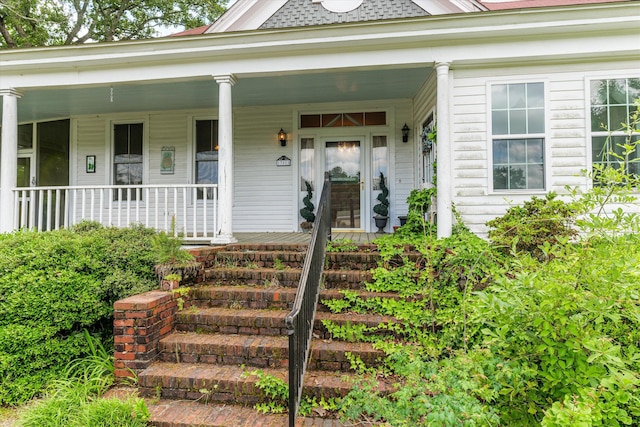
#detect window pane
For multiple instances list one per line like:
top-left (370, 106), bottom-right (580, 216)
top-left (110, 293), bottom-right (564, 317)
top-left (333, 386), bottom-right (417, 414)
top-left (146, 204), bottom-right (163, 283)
top-left (509, 110), bottom-right (527, 134)
top-left (344, 113), bottom-right (363, 126)
top-left (322, 113), bottom-right (341, 127)
top-left (130, 124), bottom-right (143, 155)
top-left (590, 80), bottom-right (607, 105)
top-left (610, 105), bottom-right (627, 130)
top-left (528, 108), bottom-right (545, 133)
top-left (493, 165), bottom-right (508, 189)
top-left (527, 163), bottom-right (544, 189)
top-left (197, 161), bottom-right (217, 185)
top-left (509, 139), bottom-right (526, 163)
top-left (300, 115), bottom-right (321, 128)
top-left (372, 136), bottom-right (387, 190)
top-left (300, 138), bottom-right (314, 190)
top-left (509, 84), bottom-right (526, 109)
top-left (492, 111), bottom-right (508, 135)
top-left (493, 139), bottom-right (508, 164)
top-left (196, 120), bottom-right (214, 153)
top-left (591, 106), bottom-right (607, 132)
top-left (527, 83), bottom-right (544, 108)
top-left (592, 136), bottom-right (608, 163)
top-left (527, 139), bottom-right (544, 164)
top-left (18, 124), bottom-right (33, 150)
top-left (38, 119), bottom-right (70, 187)
top-left (492, 84), bottom-right (508, 109)
top-left (509, 165), bottom-right (527, 189)
top-left (114, 125), bottom-right (129, 155)
top-left (364, 112), bottom-right (386, 126)
top-left (608, 79), bottom-right (627, 104)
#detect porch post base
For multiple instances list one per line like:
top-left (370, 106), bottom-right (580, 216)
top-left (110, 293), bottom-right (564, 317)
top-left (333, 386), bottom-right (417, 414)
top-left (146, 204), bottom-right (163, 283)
top-left (211, 234), bottom-right (238, 245)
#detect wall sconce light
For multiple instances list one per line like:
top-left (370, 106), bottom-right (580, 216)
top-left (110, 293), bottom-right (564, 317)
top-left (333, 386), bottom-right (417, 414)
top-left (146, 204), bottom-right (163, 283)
top-left (402, 123), bottom-right (410, 143)
top-left (278, 128), bottom-right (287, 147)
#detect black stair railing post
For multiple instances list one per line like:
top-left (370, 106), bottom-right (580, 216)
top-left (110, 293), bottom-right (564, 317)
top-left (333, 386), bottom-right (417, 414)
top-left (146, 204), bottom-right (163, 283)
top-left (285, 172), bottom-right (331, 427)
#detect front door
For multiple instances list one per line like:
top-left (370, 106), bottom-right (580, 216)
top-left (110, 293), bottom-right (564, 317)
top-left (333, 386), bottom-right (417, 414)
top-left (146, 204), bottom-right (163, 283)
top-left (325, 140), bottom-right (363, 230)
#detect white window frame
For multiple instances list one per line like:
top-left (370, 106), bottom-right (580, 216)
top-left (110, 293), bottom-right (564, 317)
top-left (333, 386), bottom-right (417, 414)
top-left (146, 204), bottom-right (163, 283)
top-left (487, 80), bottom-right (549, 194)
top-left (109, 118), bottom-right (148, 201)
top-left (587, 76), bottom-right (640, 186)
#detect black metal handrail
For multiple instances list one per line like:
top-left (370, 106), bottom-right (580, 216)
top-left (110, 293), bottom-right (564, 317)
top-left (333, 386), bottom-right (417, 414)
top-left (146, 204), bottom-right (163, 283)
top-left (285, 171), bottom-right (331, 427)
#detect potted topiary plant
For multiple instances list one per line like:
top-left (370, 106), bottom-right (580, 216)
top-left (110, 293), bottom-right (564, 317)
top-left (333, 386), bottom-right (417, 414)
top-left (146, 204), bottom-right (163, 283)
top-left (152, 217), bottom-right (202, 288)
top-left (300, 180), bottom-right (315, 232)
top-left (373, 172), bottom-right (389, 232)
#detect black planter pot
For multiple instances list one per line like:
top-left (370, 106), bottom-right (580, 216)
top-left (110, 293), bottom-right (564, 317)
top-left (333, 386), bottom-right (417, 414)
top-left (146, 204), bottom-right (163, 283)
top-left (398, 215), bottom-right (407, 226)
top-left (374, 216), bottom-right (388, 233)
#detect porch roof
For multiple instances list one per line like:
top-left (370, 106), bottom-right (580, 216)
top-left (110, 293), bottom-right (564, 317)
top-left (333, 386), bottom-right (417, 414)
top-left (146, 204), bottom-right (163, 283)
top-left (0, 0), bottom-right (638, 123)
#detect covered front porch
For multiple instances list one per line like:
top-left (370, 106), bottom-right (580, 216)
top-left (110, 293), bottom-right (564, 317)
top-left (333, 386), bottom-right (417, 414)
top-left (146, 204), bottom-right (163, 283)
top-left (1, 17), bottom-right (455, 242)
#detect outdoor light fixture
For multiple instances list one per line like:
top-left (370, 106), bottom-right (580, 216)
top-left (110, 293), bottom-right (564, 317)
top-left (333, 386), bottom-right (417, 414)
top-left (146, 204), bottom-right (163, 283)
top-left (278, 128), bottom-right (287, 146)
top-left (402, 123), bottom-right (410, 143)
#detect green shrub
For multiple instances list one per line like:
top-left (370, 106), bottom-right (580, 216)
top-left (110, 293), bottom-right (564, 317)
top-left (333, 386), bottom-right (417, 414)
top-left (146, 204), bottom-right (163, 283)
top-left (0, 224), bottom-right (157, 404)
top-left (471, 234), bottom-right (640, 426)
top-left (17, 331), bottom-right (149, 427)
top-left (486, 192), bottom-right (578, 260)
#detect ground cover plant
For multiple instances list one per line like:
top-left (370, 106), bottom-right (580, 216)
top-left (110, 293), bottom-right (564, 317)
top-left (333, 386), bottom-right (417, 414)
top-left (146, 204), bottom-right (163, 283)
top-left (0, 222), bottom-right (159, 405)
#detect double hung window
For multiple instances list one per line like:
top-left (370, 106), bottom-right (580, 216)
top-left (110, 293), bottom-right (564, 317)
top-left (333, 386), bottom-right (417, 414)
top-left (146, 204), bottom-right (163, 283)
top-left (491, 82), bottom-right (545, 190)
top-left (590, 78), bottom-right (640, 177)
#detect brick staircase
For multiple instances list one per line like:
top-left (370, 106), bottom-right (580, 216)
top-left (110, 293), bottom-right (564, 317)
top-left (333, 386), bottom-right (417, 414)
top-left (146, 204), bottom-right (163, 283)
top-left (114, 243), bottom-right (398, 427)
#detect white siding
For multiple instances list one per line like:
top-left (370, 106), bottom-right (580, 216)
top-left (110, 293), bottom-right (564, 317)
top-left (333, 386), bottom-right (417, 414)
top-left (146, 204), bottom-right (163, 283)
top-left (233, 106), bottom-right (295, 232)
top-left (449, 60), bottom-right (640, 236)
top-left (392, 100), bottom-right (415, 227)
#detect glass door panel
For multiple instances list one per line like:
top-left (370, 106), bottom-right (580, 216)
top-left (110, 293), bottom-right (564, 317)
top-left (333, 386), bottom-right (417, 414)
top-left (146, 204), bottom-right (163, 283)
top-left (326, 141), bottom-right (362, 229)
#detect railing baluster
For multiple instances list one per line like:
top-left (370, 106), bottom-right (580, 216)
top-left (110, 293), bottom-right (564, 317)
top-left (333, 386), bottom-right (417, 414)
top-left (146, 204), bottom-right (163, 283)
top-left (29, 189), bottom-right (36, 229)
top-left (182, 187), bottom-right (187, 237)
top-left (145, 188), bottom-right (150, 229)
top-left (55, 189), bottom-right (61, 230)
top-left (64, 189), bottom-right (70, 229)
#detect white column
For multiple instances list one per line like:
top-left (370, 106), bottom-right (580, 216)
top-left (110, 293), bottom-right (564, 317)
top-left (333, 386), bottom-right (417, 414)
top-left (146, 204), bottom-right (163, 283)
top-left (0, 89), bottom-right (22, 233)
top-left (212, 75), bottom-right (238, 244)
top-left (435, 62), bottom-right (452, 239)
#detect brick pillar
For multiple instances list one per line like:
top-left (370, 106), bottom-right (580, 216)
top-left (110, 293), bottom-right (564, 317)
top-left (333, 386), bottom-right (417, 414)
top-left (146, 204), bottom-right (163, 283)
top-left (113, 291), bottom-right (178, 378)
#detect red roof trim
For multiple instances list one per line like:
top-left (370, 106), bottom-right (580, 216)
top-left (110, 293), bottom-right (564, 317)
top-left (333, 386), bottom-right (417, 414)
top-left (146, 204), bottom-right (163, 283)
top-left (481, 0), bottom-right (628, 11)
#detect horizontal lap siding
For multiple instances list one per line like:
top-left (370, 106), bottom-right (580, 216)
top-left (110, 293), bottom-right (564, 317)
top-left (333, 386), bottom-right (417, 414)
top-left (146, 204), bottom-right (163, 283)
top-left (450, 61), bottom-right (639, 236)
top-left (393, 100), bottom-right (415, 225)
top-left (233, 106), bottom-right (294, 232)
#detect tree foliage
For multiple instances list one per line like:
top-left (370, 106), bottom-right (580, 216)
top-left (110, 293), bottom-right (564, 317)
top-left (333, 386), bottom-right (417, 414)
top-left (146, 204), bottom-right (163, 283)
top-left (0, 0), bottom-right (229, 48)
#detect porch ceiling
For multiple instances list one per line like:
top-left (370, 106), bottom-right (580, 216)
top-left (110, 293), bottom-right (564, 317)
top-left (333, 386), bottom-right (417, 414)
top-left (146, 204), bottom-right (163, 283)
top-left (13, 67), bottom-right (430, 123)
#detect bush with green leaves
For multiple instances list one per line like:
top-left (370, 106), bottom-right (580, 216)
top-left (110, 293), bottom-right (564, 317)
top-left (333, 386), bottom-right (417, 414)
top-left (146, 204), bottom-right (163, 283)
top-left (0, 223), bottom-right (158, 405)
top-left (471, 235), bottom-right (640, 426)
top-left (486, 192), bottom-right (578, 260)
top-left (17, 331), bottom-right (149, 427)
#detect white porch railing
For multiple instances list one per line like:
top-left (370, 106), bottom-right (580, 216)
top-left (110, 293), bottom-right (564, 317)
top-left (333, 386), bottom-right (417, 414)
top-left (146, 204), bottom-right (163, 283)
top-left (12, 184), bottom-right (219, 242)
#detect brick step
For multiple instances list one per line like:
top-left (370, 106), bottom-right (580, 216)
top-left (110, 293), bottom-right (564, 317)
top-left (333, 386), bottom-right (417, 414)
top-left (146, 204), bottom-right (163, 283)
top-left (204, 268), bottom-right (372, 289)
top-left (138, 362), bottom-right (390, 404)
top-left (189, 284), bottom-right (399, 312)
top-left (147, 399), bottom-right (356, 427)
top-left (212, 249), bottom-right (382, 270)
top-left (213, 250), bottom-right (306, 269)
top-left (158, 332), bottom-right (385, 370)
top-left (175, 307), bottom-right (396, 338)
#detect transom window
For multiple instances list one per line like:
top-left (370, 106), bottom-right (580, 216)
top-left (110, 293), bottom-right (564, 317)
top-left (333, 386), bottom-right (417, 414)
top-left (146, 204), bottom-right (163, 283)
top-left (113, 123), bottom-right (143, 200)
top-left (590, 78), bottom-right (640, 176)
top-left (300, 112), bottom-right (386, 128)
top-left (491, 82), bottom-right (545, 190)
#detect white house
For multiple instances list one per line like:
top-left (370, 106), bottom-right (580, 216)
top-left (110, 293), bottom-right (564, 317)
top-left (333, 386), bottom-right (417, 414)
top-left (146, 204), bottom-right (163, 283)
top-left (0, 0), bottom-right (638, 242)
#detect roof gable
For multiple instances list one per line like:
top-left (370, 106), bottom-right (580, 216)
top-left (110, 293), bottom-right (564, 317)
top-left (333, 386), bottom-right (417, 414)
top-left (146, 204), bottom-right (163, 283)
top-left (207, 0), bottom-right (485, 33)
top-left (259, 0), bottom-right (430, 29)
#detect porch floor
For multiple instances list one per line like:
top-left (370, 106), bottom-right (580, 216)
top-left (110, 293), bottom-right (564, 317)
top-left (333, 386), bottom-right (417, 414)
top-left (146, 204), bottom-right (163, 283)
top-left (232, 231), bottom-right (384, 245)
